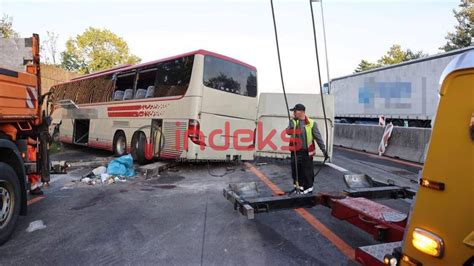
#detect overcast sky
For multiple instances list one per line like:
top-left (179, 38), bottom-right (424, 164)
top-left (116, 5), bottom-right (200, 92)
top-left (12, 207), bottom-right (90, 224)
top-left (1, 0), bottom-right (461, 93)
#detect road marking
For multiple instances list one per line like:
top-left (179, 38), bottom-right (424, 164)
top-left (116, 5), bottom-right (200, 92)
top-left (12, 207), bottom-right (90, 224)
top-left (244, 162), bottom-right (355, 259)
top-left (27, 196), bottom-right (44, 206)
top-left (325, 162), bottom-right (349, 173)
top-left (335, 146), bottom-right (423, 169)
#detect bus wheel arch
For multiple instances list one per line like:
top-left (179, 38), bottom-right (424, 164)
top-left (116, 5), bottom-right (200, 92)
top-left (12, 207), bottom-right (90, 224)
top-left (113, 130), bottom-right (127, 157)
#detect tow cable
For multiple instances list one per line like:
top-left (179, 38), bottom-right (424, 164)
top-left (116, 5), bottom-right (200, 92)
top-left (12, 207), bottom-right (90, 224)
top-left (269, 0), bottom-right (330, 193)
top-left (309, 0), bottom-right (330, 178)
top-left (270, 0), bottom-right (301, 194)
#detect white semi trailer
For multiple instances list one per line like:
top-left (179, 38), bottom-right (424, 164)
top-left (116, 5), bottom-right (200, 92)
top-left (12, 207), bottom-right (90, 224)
top-left (331, 47), bottom-right (473, 127)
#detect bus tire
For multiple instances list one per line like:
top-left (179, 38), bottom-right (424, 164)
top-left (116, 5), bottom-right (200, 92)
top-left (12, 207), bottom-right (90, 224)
top-left (113, 131), bottom-right (127, 157)
top-left (0, 162), bottom-right (21, 246)
top-left (131, 132), bottom-right (148, 165)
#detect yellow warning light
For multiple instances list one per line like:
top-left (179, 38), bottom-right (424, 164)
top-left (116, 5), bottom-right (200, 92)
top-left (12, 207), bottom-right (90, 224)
top-left (412, 228), bottom-right (444, 257)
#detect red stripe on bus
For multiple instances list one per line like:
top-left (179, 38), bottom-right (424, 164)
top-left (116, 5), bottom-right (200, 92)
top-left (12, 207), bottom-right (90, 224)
top-left (107, 111), bottom-right (140, 117)
top-left (107, 105), bottom-right (142, 111)
top-left (79, 95), bottom-right (185, 107)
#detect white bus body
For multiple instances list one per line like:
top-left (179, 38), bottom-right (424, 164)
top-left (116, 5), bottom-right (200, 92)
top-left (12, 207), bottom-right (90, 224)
top-left (50, 50), bottom-right (258, 163)
top-left (255, 93), bottom-right (334, 162)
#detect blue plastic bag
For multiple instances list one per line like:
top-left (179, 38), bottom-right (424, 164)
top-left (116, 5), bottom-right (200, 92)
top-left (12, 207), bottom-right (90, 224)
top-left (107, 154), bottom-right (136, 177)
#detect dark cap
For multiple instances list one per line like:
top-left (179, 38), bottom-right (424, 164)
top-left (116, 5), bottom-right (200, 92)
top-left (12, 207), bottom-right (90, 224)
top-left (290, 103), bottom-right (305, 111)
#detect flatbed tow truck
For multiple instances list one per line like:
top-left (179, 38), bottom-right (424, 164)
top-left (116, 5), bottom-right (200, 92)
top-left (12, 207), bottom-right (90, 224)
top-left (0, 34), bottom-right (51, 245)
top-left (224, 50), bottom-right (474, 265)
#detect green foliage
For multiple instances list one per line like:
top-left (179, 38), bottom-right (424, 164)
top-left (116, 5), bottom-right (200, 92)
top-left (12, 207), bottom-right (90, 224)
top-left (60, 27), bottom-right (141, 74)
top-left (440, 2), bottom-right (473, 51)
top-left (0, 14), bottom-right (19, 38)
top-left (354, 60), bottom-right (381, 73)
top-left (354, 45), bottom-right (428, 73)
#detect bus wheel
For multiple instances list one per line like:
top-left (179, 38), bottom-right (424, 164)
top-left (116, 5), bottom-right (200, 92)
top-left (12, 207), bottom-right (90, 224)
top-left (131, 132), bottom-right (148, 165)
top-left (113, 131), bottom-right (127, 157)
top-left (0, 162), bottom-right (21, 246)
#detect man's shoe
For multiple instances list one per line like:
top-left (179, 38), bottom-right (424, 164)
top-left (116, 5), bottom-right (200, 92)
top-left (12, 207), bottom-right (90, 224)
top-left (30, 187), bottom-right (44, 196)
top-left (302, 187), bottom-right (313, 194)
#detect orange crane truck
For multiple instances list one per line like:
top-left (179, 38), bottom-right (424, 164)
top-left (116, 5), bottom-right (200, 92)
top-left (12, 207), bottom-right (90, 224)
top-left (0, 34), bottom-right (51, 245)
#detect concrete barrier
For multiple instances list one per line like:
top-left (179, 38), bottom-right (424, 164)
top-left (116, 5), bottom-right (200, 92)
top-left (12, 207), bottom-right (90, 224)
top-left (333, 123), bottom-right (355, 148)
top-left (384, 127), bottom-right (431, 163)
top-left (351, 125), bottom-right (385, 154)
top-left (334, 123), bottom-right (432, 163)
top-left (334, 124), bottom-right (384, 154)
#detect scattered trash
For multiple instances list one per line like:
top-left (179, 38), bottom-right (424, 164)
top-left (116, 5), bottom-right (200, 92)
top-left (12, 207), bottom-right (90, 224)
top-left (100, 173), bottom-right (110, 183)
top-left (107, 154), bottom-right (136, 177)
top-left (92, 166), bottom-right (107, 176)
top-left (26, 220), bottom-right (47, 233)
top-left (51, 160), bottom-right (71, 174)
top-left (60, 186), bottom-right (73, 190)
top-left (255, 162), bottom-right (267, 166)
top-left (77, 155), bottom-right (136, 186)
top-left (80, 177), bottom-right (96, 185)
top-left (114, 176), bottom-right (127, 183)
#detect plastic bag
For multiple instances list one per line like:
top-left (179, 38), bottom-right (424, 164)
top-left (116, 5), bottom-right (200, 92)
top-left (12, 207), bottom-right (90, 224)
top-left (107, 154), bottom-right (136, 177)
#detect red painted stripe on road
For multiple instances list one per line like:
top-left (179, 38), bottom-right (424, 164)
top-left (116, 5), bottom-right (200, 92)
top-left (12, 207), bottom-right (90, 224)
top-left (243, 162), bottom-right (355, 259)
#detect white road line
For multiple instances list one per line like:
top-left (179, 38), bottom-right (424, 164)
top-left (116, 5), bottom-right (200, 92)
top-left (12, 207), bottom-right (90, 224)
top-left (325, 162), bottom-right (349, 173)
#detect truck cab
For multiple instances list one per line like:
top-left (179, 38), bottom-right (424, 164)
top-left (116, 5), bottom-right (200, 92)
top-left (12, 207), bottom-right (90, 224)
top-left (0, 34), bottom-right (50, 245)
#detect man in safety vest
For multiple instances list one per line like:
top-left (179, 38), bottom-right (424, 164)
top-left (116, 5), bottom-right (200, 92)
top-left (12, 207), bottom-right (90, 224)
top-left (286, 104), bottom-right (328, 194)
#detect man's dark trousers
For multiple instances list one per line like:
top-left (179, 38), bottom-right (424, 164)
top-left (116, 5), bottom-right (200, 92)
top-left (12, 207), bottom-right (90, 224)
top-left (290, 149), bottom-right (314, 190)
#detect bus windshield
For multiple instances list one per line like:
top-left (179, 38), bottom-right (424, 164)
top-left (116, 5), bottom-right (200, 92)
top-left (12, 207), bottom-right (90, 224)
top-left (203, 55), bottom-right (257, 97)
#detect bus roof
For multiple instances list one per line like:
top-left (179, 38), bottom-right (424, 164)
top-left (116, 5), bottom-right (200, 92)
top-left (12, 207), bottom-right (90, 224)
top-left (63, 49), bottom-right (257, 84)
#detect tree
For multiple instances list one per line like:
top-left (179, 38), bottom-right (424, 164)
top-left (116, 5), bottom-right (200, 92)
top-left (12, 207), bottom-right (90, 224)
top-left (353, 45), bottom-right (427, 73)
top-left (440, 1), bottom-right (473, 52)
top-left (378, 45), bottom-right (427, 65)
top-left (354, 60), bottom-right (381, 73)
top-left (41, 31), bottom-right (60, 65)
top-left (60, 27), bottom-right (141, 74)
top-left (0, 14), bottom-right (19, 38)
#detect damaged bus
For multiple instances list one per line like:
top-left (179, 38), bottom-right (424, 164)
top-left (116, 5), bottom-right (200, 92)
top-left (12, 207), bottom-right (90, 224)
top-left (50, 50), bottom-right (258, 164)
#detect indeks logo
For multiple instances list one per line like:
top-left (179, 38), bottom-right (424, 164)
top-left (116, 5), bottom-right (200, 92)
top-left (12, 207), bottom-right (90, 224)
top-left (174, 121), bottom-right (303, 151)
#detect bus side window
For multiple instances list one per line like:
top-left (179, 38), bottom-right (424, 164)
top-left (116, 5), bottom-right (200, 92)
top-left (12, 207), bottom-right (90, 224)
top-left (154, 56), bottom-right (194, 98)
top-left (136, 68), bottom-right (157, 99)
top-left (114, 71), bottom-right (136, 101)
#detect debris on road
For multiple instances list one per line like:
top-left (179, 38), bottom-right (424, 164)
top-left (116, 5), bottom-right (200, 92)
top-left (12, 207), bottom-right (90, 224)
top-left (92, 166), bottom-right (107, 176)
top-left (77, 155), bottom-right (137, 186)
top-left (25, 220), bottom-right (47, 233)
top-left (107, 154), bottom-right (136, 177)
top-left (51, 160), bottom-right (71, 174)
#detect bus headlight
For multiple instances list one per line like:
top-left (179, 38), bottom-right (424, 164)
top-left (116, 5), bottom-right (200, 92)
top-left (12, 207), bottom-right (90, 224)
top-left (412, 228), bottom-right (444, 257)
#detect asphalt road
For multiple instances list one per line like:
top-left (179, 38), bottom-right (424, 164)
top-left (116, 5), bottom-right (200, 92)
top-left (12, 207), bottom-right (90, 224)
top-left (0, 146), bottom-right (419, 265)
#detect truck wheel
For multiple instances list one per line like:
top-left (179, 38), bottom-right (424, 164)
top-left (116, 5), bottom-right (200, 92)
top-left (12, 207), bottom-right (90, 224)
top-left (113, 131), bottom-right (127, 157)
top-left (0, 162), bottom-right (21, 246)
top-left (131, 132), bottom-right (149, 165)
